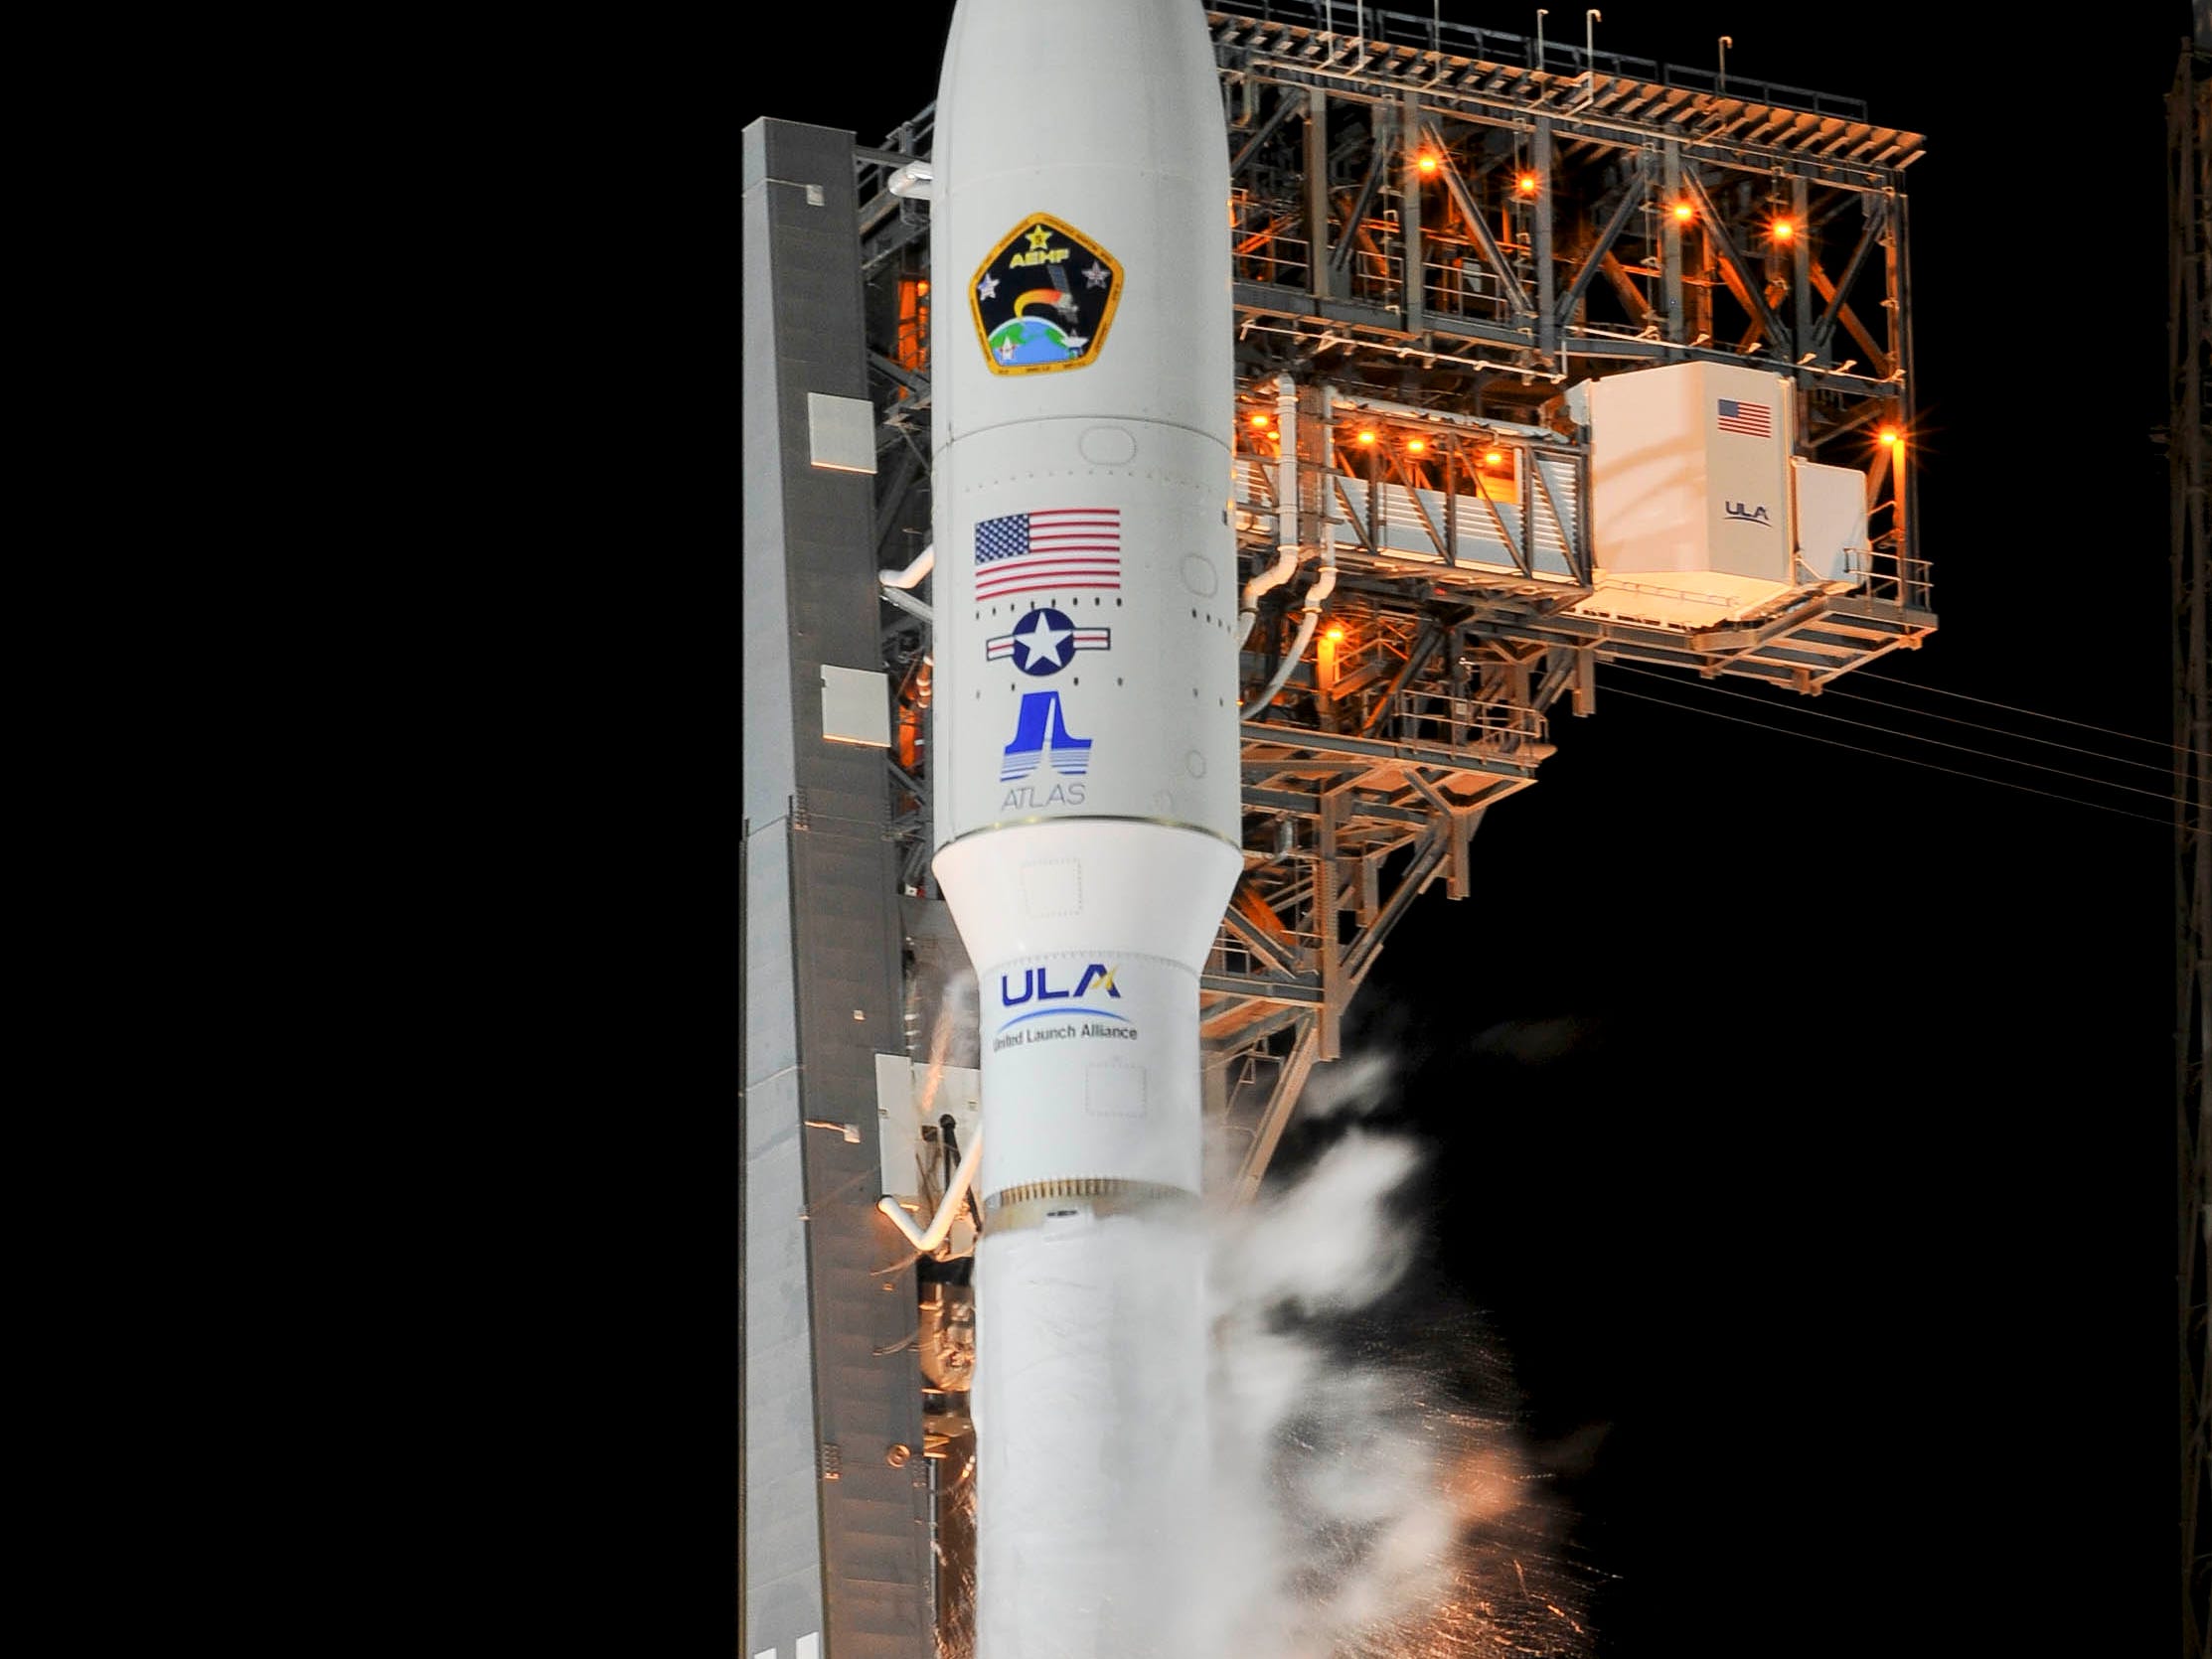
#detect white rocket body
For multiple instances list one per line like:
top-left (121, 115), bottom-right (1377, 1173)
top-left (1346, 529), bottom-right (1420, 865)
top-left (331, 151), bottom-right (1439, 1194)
top-left (927, 3), bottom-right (1240, 1653)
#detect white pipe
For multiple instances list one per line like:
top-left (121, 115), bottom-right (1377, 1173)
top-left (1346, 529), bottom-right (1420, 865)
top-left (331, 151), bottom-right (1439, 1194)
top-left (875, 1127), bottom-right (984, 1254)
top-left (1236, 376), bottom-right (1303, 647)
top-left (1243, 547), bottom-right (1337, 715)
top-left (1237, 549), bottom-right (1300, 648)
top-left (1242, 386), bottom-right (1338, 715)
top-left (881, 584), bottom-right (933, 626)
top-left (879, 543), bottom-right (935, 588)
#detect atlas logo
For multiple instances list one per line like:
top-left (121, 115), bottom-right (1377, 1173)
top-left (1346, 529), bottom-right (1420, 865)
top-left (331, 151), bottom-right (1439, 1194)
top-left (1723, 500), bottom-right (1772, 525)
top-left (1001, 963), bottom-right (1121, 1005)
top-left (1001, 689), bottom-right (1092, 781)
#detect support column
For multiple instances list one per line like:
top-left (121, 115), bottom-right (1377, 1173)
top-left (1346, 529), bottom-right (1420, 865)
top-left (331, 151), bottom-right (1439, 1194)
top-left (1533, 117), bottom-right (1556, 361)
top-left (1660, 138), bottom-right (1684, 346)
top-left (1308, 86), bottom-right (1334, 302)
top-left (1402, 86), bottom-right (1425, 336)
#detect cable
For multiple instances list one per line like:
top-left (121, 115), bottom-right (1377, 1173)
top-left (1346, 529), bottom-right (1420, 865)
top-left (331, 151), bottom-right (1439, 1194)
top-left (1853, 667), bottom-right (2210, 760)
top-left (1818, 685), bottom-right (2185, 778)
top-left (1596, 683), bottom-right (2194, 831)
top-left (1604, 663), bottom-right (2189, 809)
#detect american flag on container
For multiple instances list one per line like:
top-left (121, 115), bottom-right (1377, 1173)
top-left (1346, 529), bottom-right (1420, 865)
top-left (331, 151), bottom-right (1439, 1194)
top-left (1715, 396), bottom-right (1773, 438)
top-left (973, 507), bottom-right (1121, 600)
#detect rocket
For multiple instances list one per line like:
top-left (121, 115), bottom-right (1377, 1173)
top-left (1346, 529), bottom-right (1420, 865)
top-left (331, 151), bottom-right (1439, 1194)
top-left (927, 2), bottom-right (1241, 1654)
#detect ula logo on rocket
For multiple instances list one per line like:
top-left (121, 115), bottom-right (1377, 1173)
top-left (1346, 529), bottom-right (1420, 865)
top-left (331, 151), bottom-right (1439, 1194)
top-left (970, 213), bottom-right (1122, 375)
top-left (1001, 963), bottom-right (1121, 1005)
top-left (1723, 501), bottom-right (1772, 525)
top-left (994, 962), bottom-right (1138, 1045)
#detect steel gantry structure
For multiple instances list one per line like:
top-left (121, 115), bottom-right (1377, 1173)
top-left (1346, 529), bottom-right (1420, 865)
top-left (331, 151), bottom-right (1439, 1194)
top-left (862, 1), bottom-right (1934, 1218)
top-left (745, 7), bottom-right (1935, 1655)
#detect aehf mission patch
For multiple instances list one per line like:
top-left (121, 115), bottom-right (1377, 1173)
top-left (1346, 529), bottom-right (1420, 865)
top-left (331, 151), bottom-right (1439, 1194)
top-left (969, 214), bottom-right (1123, 375)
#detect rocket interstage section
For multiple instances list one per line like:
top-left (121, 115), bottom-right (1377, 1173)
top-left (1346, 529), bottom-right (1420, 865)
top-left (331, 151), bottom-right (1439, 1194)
top-left (931, 821), bottom-right (1241, 1206)
top-left (981, 952), bottom-right (1198, 1196)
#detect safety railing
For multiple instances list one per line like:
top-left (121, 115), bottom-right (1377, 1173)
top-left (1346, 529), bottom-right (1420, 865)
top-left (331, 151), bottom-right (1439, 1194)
top-left (1209, 2), bottom-right (1867, 121)
top-left (1383, 690), bottom-right (1546, 752)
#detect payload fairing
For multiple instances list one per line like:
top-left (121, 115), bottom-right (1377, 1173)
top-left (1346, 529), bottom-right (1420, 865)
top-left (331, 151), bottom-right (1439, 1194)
top-left (927, 1), bottom-right (1242, 1653)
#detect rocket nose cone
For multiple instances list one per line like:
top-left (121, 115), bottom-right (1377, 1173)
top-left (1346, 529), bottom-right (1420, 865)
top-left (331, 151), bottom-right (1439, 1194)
top-left (934, 0), bottom-right (1227, 185)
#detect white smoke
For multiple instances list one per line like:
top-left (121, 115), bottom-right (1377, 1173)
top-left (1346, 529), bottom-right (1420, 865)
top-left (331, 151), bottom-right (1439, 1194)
top-left (912, 965), bottom-right (978, 1142)
top-left (1186, 1051), bottom-right (1597, 1659)
top-left (950, 1043), bottom-right (1600, 1659)
top-left (1293, 1049), bottom-right (1398, 1121)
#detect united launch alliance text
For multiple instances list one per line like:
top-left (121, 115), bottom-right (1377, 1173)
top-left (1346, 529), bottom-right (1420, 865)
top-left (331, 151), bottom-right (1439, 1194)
top-left (993, 1022), bottom-right (1142, 1051)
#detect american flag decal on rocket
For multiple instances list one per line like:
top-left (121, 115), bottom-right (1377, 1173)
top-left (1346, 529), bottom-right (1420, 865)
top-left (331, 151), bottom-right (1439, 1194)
top-left (974, 508), bottom-right (1121, 600)
top-left (1715, 397), bottom-right (1773, 437)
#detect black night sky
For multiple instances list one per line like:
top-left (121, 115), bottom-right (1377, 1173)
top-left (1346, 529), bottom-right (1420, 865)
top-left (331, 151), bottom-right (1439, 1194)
top-left (742, 4), bottom-right (2196, 1651)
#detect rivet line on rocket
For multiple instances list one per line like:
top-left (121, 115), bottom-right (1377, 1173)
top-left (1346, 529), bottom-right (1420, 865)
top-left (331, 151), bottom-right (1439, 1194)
top-left (935, 414), bottom-right (1235, 455)
top-left (933, 815), bottom-right (1244, 855)
top-left (981, 1178), bottom-right (1198, 1234)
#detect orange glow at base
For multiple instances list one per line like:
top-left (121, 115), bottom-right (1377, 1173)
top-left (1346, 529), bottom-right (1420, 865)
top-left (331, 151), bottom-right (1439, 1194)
top-left (1671, 202), bottom-right (1693, 223)
top-left (1516, 172), bottom-right (1538, 196)
top-left (1324, 625), bottom-right (1345, 642)
top-left (1249, 411), bottom-right (1271, 427)
top-left (1417, 152), bottom-right (1439, 173)
top-left (1771, 218), bottom-right (1796, 241)
top-left (1482, 449), bottom-right (1504, 467)
top-left (1406, 437), bottom-right (1427, 453)
top-left (1357, 430), bottom-right (1377, 445)
top-left (1878, 427), bottom-right (1902, 449)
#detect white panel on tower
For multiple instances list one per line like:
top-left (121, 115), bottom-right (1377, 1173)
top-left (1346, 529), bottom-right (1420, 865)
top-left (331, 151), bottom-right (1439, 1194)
top-left (1793, 456), bottom-right (1871, 584)
top-left (806, 391), bottom-right (875, 473)
top-left (819, 665), bottom-right (890, 748)
top-left (875, 1052), bottom-right (920, 1200)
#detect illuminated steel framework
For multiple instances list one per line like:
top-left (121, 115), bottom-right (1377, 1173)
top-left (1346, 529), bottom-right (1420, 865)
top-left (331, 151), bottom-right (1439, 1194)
top-left (796, 7), bottom-right (1937, 1651)
top-left (862, 2), bottom-right (1932, 1211)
